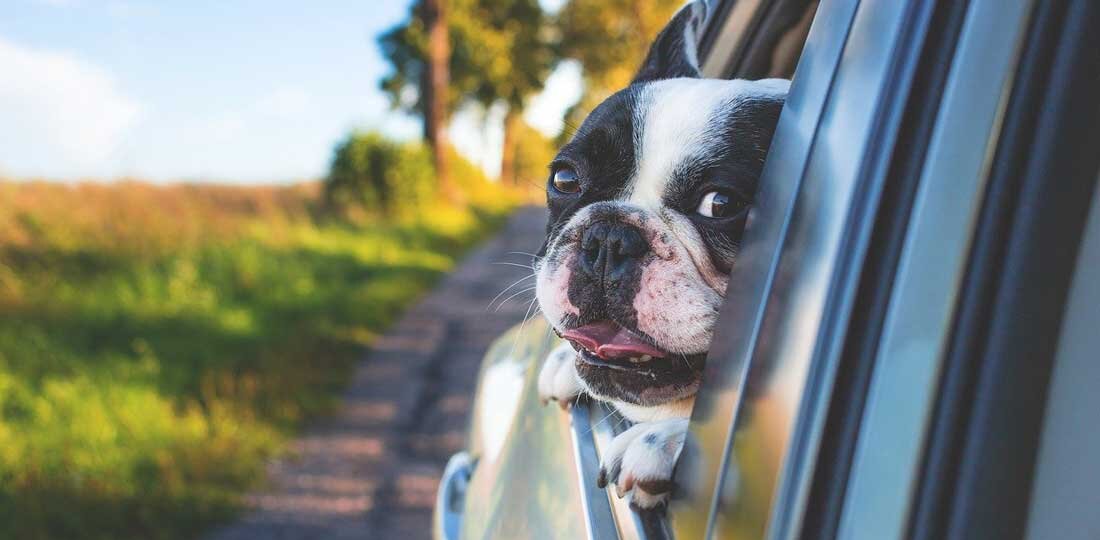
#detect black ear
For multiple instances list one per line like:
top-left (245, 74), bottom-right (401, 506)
top-left (633, 1), bottom-right (709, 83)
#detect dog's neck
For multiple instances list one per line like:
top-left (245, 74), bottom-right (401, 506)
top-left (613, 396), bottom-right (695, 423)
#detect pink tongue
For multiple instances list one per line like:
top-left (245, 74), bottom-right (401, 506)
top-left (562, 321), bottom-right (666, 359)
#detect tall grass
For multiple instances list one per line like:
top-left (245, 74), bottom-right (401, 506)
top-left (0, 180), bottom-right (517, 539)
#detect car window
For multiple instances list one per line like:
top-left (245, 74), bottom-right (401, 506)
top-left (700, 0), bottom-right (818, 79)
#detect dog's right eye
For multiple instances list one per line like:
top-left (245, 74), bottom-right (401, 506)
top-left (550, 167), bottom-right (581, 194)
top-left (696, 190), bottom-right (745, 218)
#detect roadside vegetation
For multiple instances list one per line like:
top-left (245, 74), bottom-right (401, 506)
top-left (0, 0), bottom-right (685, 536)
top-left (0, 139), bottom-right (520, 539)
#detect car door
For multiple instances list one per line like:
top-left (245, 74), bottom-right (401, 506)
top-left (675, 0), bottom-right (1099, 539)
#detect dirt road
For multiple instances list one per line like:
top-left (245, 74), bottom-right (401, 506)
top-left (207, 206), bottom-right (548, 540)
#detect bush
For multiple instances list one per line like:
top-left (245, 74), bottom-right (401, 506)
top-left (323, 131), bottom-right (520, 221)
top-left (324, 132), bottom-right (431, 218)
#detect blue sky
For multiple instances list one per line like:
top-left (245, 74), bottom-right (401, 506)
top-left (0, 0), bottom-right (578, 183)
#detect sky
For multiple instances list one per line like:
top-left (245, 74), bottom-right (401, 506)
top-left (0, 0), bottom-right (579, 183)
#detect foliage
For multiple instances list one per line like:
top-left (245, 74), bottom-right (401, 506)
top-left (379, 0), bottom-right (554, 114)
top-left (324, 132), bottom-right (431, 218)
top-left (0, 180), bottom-right (514, 539)
top-left (323, 130), bottom-right (513, 220)
top-left (556, 0), bottom-right (682, 95)
top-left (379, 0), bottom-right (555, 185)
top-left (555, 0), bottom-right (682, 143)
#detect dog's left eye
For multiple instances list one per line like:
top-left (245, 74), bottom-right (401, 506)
top-left (696, 191), bottom-right (742, 218)
top-left (550, 167), bottom-right (581, 194)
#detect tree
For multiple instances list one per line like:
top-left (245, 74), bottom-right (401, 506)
top-left (379, 0), bottom-right (554, 186)
top-left (378, 0), bottom-right (461, 202)
top-left (554, 0), bottom-right (682, 142)
top-left (424, 0), bottom-right (456, 201)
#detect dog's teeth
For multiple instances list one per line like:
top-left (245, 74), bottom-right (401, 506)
top-left (640, 355), bottom-right (652, 362)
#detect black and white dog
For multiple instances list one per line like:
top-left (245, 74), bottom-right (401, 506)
top-left (535, 0), bottom-right (788, 509)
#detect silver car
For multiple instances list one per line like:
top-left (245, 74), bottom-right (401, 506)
top-left (436, 0), bottom-right (1100, 538)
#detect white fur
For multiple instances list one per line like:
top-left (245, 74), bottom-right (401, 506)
top-left (613, 399), bottom-right (694, 423)
top-left (537, 342), bottom-right (583, 405)
top-left (626, 78), bottom-right (789, 210)
top-left (627, 78), bottom-right (740, 208)
top-left (534, 252), bottom-right (579, 328)
top-left (600, 418), bottom-right (689, 508)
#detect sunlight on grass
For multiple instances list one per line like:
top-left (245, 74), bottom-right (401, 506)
top-left (0, 180), bottom-right (519, 539)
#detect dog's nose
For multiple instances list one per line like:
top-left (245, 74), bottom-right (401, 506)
top-left (580, 222), bottom-right (649, 281)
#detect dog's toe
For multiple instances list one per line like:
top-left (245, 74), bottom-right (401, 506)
top-left (597, 418), bottom-right (689, 509)
top-left (537, 342), bottom-right (584, 406)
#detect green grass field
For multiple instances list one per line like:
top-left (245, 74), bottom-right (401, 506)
top-left (0, 181), bottom-right (515, 539)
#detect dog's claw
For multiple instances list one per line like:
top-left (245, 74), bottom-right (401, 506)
top-left (629, 499), bottom-right (667, 513)
top-left (596, 418), bottom-right (689, 509)
top-left (637, 478), bottom-right (675, 495)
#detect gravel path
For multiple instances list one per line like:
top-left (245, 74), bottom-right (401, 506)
top-left (207, 206), bottom-right (548, 540)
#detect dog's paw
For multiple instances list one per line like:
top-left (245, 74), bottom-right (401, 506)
top-left (597, 418), bottom-right (689, 510)
top-left (537, 342), bottom-right (583, 409)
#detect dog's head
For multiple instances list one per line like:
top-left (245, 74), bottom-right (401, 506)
top-left (535, 1), bottom-right (788, 412)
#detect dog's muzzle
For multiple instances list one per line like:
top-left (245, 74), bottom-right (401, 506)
top-left (577, 221), bottom-right (649, 284)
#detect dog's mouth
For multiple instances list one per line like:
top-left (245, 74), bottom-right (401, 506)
top-left (562, 320), bottom-right (672, 372)
top-left (563, 319), bottom-right (707, 406)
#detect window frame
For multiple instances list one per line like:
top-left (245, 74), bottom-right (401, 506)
top-left (670, 0), bottom-right (1040, 538)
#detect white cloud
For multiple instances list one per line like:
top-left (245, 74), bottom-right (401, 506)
top-left (0, 36), bottom-right (141, 176)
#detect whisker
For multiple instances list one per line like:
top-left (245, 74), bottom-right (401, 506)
top-left (508, 297), bottom-right (542, 358)
top-left (613, 414), bottom-right (631, 431)
top-left (493, 286), bottom-right (537, 313)
top-left (492, 261), bottom-right (536, 270)
top-left (681, 353), bottom-right (695, 370)
top-left (487, 274), bottom-right (536, 311)
top-left (582, 408), bottom-right (619, 436)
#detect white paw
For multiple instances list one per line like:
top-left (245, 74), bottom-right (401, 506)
top-left (597, 418), bottom-right (688, 509)
top-left (537, 342), bottom-right (584, 409)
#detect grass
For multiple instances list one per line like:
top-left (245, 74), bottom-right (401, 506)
top-left (0, 180), bottom-right (517, 539)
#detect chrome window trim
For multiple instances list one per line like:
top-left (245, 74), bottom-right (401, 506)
top-left (570, 402), bottom-right (622, 540)
top-left (835, 0), bottom-right (1037, 538)
top-left (588, 401), bottom-right (660, 540)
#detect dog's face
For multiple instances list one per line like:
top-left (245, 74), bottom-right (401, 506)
top-left (534, 2), bottom-right (788, 410)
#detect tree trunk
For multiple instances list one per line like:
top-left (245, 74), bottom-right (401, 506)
top-left (499, 108), bottom-right (521, 186)
top-left (421, 0), bottom-right (462, 203)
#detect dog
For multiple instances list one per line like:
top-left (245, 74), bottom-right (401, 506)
top-left (534, 0), bottom-right (788, 509)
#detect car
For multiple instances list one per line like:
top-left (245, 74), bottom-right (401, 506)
top-left (434, 0), bottom-right (1100, 537)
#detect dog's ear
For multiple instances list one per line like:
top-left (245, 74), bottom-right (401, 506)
top-left (633, 0), bottom-right (709, 83)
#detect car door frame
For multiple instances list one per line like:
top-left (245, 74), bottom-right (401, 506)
top-left (670, 0), bottom-right (1098, 539)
